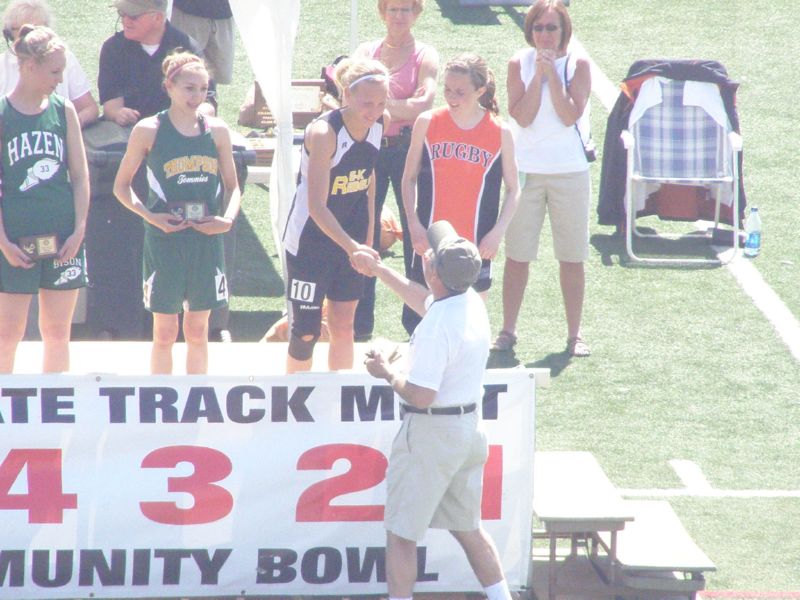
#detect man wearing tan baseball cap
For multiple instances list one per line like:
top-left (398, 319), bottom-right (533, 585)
top-left (113, 0), bottom-right (167, 16)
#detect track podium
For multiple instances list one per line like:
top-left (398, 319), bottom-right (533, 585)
top-left (0, 347), bottom-right (539, 600)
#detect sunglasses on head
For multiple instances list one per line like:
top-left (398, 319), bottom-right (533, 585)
top-left (533, 24), bottom-right (559, 32)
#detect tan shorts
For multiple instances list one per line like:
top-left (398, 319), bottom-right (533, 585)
top-left (504, 170), bottom-right (591, 263)
top-left (384, 411), bottom-right (488, 542)
top-left (170, 9), bottom-right (235, 84)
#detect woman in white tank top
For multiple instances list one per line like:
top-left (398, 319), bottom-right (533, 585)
top-left (494, 0), bottom-right (593, 357)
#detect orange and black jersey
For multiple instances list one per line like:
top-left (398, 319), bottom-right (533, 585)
top-left (416, 107), bottom-right (503, 243)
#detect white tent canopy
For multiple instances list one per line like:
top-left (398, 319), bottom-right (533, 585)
top-left (229, 0), bottom-right (359, 262)
top-left (229, 0), bottom-right (301, 257)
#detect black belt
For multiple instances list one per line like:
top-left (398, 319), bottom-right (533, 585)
top-left (381, 135), bottom-right (409, 148)
top-left (401, 403), bottom-right (477, 416)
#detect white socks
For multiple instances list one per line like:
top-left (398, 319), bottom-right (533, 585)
top-left (484, 579), bottom-right (513, 600)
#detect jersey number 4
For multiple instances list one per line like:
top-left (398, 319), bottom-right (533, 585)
top-left (215, 270), bottom-right (228, 302)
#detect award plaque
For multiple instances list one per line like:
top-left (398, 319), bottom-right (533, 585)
top-left (185, 202), bottom-right (207, 220)
top-left (167, 202), bottom-right (186, 220)
top-left (19, 234), bottom-right (59, 260)
top-left (167, 201), bottom-right (207, 221)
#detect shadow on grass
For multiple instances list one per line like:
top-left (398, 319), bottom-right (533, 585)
top-left (527, 350), bottom-right (572, 378)
top-left (503, 5), bottom-right (526, 29)
top-left (229, 310), bottom-right (284, 342)
top-left (487, 350), bottom-right (520, 369)
top-left (591, 226), bottom-right (725, 269)
top-left (590, 229), bottom-right (626, 266)
top-left (232, 212), bottom-right (284, 297)
top-left (434, 0), bottom-right (525, 26)
top-left (487, 347), bottom-right (574, 379)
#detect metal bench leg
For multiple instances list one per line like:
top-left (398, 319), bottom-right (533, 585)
top-left (548, 534), bottom-right (557, 600)
top-left (608, 531), bottom-right (618, 584)
top-left (590, 533), bottom-right (599, 558)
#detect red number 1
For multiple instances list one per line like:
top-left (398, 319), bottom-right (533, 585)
top-left (481, 445), bottom-right (503, 520)
top-left (0, 449), bottom-right (78, 523)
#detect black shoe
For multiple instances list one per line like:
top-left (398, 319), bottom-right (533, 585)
top-left (354, 333), bottom-right (372, 343)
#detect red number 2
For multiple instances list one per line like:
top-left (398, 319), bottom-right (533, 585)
top-left (295, 444), bottom-right (503, 522)
top-left (296, 444), bottom-right (388, 522)
top-left (0, 449), bottom-right (77, 523)
top-left (139, 445), bottom-right (233, 525)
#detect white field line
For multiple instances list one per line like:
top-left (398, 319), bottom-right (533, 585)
top-left (573, 35), bottom-right (800, 363)
top-left (618, 459), bottom-right (800, 499)
top-left (670, 458), bottom-right (714, 492)
top-left (727, 257), bottom-right (800, 361)
top-left (619, 488), bottom-right (800, 498)
top-left (570, 37), bottom-right (619, 112)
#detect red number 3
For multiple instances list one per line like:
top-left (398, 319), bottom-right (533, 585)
top-left (139, 445), bottom-right (233, 525)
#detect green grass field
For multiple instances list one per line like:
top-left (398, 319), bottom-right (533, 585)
top-left (38, 0), bottom-right (800, 593)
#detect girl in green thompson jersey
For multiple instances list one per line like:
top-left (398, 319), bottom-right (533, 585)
top-left (114, 51), bottom-right (240, 374)
top-left (0, 25), bottom-right (89, 373)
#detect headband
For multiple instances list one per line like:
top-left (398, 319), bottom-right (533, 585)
top-left (348, 73), bottom-right (388, 89)
top-left (166, 57), bottom-right (202, 82)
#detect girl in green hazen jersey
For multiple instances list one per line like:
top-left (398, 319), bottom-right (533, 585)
top-left (0, 25), bottom-right (90, 373)
top-left (114, 50), bottom-right (241, 375)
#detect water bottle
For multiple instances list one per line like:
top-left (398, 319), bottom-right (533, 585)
top-left (744, 206), bottom-right (762, 257)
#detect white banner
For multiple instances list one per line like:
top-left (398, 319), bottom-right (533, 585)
top-left (0, 370), bottom-right (535, 599)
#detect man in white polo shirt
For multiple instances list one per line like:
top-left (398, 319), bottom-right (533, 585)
top-left (360, 221), bottom-right (512, 600)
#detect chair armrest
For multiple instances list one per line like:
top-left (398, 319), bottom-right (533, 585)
top-left (620, 129), bottom-right (635, 149)
top-left (728, 131), bottom-right (743, 152)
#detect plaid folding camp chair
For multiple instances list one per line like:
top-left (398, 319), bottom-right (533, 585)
top-left (621, 76), bottom-right (743, 264)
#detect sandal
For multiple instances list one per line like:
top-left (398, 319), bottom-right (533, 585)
top-left (567, 336), bottom-right (591, 357)
top-left (491, 330), bottom-right (517, 351)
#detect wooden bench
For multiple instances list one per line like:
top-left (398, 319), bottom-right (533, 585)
top-left (532, 451), bottom-right (635, 600)
top-left (598, 500), bottom-right (716, 599)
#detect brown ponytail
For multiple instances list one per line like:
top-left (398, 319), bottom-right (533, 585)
top-left (479, 67), bottom-right (499, 115)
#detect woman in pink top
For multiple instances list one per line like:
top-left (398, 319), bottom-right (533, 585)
top-left (352, 0), bottom-right (439, 340)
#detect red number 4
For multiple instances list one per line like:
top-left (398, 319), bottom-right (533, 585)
top-left (0, 449), bottom-right (78, 523)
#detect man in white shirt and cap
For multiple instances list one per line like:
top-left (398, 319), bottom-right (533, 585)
top-left (358, 220), bottom-right (513, 600)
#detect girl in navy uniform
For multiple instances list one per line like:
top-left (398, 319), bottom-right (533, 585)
top-left (0, 25), bottom-right (89, 373)
top-left (114, 50), bottom-right (240, 374)
top-left (282, 58), bottom-right (387, 373)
